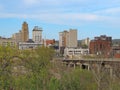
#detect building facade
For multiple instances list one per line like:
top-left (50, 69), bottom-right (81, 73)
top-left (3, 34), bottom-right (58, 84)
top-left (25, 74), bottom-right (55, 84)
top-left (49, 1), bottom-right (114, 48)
top-left (0, 37), bottom-right (17, 47)
top-left (59, 30), bottom-right (69, 48)
top-left (19, 39), bottom-right (43, 50)
top-left (12, 30), bottom-right (22, 42)
top-left (89, 35), bottom-right (112, 57)
top-left (21, 22), bottom-right (29, 42)
top-left (19, 42), bottom-right (43, 50)
top-left (69, 29), bottom-right (77, 47)
top-left (32, 26), bottom-right (43, 43)
top-left (64, 47), bottom-right (89, 58)
top-left (45, 39), bottom-right (55, 46)
top-left (59, 29), bottom-right (77, 48)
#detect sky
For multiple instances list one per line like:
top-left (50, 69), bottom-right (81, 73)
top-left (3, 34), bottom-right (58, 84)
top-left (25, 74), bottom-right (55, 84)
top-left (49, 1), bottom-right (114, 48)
top-left (0, 0), bottom-right (120, 40)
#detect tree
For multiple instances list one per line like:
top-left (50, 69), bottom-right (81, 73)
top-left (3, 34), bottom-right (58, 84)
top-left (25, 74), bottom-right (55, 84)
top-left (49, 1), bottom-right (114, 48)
top-left (60, 69), bottom-right (97, 90)
top-left (14, 46), bottom-right (55, 90)
top-left (0, 45), bottom-right (19, 89)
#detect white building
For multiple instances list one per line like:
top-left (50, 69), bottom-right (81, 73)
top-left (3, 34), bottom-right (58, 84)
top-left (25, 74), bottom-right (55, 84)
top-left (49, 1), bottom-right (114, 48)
top-left (19, 42), bottom-right (43, 50)
top-left (64, 47), bottom-right (89, 57)
top-left (32, 26), bottom-right (43, 43)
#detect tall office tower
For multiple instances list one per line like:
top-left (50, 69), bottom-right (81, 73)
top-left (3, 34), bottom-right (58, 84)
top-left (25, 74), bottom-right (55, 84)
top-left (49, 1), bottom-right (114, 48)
top-left (69, 29), bottom-right (77, 47)
top-left (21, 21), bottom-right (29, 42)
top-left (59, 31), bottom-right (68, 55)
top-left (59, 30), bottom-right (69, 48)
top-left (32, 26), bottom-right (43, 43)
top-left (59, 29), bottom-right (77, 48)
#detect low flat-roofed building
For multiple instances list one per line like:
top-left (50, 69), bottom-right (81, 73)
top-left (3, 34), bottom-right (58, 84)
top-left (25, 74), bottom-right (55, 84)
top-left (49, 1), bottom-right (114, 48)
top-left (19, 39), bottom-right (43, 50)
top-left (64, 47), bottom-right (89, 58)
top-left (0, 37), bottom-right (17, 47)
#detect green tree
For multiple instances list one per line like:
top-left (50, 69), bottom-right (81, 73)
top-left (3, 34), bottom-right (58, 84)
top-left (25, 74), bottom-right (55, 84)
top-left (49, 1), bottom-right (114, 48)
top-left (14, 47), bottom-right (55, 90)
top-left (0, 45), bottom-right (19, 89)
top-left (60, 69), bottom-right (97, 90)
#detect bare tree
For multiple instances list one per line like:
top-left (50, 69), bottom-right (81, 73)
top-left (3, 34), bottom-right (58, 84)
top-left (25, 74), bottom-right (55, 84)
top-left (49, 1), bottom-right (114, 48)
top-left (90, 52), bottom-right (115, 90)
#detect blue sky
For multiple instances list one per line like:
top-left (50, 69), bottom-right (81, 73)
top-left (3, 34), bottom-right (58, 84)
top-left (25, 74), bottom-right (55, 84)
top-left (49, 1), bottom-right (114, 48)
top-left (0, 0), bottom-right (120, 40)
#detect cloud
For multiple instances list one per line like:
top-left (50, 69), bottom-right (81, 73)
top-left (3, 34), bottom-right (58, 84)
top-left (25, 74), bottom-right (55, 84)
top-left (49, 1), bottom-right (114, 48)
top-left (1, 0), bottom-right (120, 26)
top-left (21, 0), bottom-right (89, 8)
top-left (22, 0), bottom-right (39, 6)
top-left (0, 12), bottom-right (97, 20)
top-left (0, 12), bottom-right (118, 26)
top-left (0, 4), bottom-right (4, 11)
top-left (0, 13), bottom-right (28, 18)
top-left (94, 7), bottom-right (120, 16)
top-left (22, 0), bottom-right (61, 7)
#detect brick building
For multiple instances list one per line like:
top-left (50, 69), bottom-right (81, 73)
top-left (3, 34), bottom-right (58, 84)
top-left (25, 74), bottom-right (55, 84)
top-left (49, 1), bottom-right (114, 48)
top-left (45, 39), bottom-right (55, 46)
top-left (89, 35), bottom-right (112, 57)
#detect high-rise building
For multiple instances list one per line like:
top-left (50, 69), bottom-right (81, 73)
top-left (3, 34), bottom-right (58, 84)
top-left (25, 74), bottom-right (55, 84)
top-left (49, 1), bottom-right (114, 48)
top-left (32, 26), bottom-right (42, 43)
top-left (59, 29), bottom-right (77, 48)
top-left (59, 29), bottom-right (77, 55)
top-left (69, 29), bottom-right (77, 47)
top-left (21, 21), bottom-right (29, 42)
top-left (59, 30), bottom-right (69, 48)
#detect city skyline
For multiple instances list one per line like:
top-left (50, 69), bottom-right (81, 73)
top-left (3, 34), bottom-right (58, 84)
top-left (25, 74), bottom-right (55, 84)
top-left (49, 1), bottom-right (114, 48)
top-left (0, 0), bottom-right (120, 40)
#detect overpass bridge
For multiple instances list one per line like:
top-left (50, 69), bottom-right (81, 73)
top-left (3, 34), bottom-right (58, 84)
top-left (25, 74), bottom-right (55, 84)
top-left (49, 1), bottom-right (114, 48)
top-left (62, 58), bottom-right (120, 76)
top-left (62, 58), bottom-right (120, 68)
